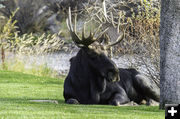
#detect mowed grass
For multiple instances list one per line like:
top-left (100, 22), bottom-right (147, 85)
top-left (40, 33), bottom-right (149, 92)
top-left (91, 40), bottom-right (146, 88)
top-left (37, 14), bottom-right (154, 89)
top-left (0, 70), bottom-right (164, 119)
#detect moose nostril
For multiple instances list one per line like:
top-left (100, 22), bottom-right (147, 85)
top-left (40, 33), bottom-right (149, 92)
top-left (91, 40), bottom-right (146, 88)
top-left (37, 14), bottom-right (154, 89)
top-left (108, 72), bottom-right (117, 82)
top-left (108, 72), bottom-right (113, 77)
top-left (107, 72), bottom-right (112, 81)
top-left (117, 77), bottom-right (120, 81)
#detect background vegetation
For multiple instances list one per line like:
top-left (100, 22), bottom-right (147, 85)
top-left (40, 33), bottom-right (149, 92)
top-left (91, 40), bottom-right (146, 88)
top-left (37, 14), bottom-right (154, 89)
top-left (0, 0), bottom-right (160, 82)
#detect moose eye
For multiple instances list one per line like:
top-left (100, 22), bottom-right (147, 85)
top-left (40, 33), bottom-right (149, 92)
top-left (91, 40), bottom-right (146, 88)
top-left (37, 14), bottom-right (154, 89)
top-left (99, 54), bottom-right (103, 58)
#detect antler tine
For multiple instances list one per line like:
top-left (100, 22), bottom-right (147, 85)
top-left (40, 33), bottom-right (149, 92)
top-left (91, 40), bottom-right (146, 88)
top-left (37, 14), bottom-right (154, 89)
top-left (74, 10), bottom-right (77, 33)
top-left (96, 27), bottom-right (109, 41)
top-left (82, 22), bottom-right (86, 40)
top-left (66, 7), bottom-right (82, 47)
top-left (107, 30), bottom-right (125, 47)
top-left (93, 24), bottom-right (102, 37)
top-left (67, 7), bottom-right (73, 32)
top-left (102, 0), bottom-right (108, 20)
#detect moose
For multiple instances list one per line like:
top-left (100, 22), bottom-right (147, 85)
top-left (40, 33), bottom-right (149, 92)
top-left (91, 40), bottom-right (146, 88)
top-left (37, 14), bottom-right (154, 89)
top-left (63, 8), bottom-right (160, 106)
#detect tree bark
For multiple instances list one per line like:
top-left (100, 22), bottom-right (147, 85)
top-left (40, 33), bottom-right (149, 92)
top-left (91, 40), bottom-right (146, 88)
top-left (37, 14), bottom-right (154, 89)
top-left (160, 0), bottom-right (180, 109)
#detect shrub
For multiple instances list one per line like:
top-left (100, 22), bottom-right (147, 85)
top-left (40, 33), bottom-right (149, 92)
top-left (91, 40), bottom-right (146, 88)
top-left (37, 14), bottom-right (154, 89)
top-left (0, 9), bottom-right (65, 77)
top-left (13, 32), bottom-right (64, 54)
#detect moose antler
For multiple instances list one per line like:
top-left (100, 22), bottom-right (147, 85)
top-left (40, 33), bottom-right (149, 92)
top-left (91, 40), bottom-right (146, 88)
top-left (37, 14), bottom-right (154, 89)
top-left (105, 30), bottom-right (125, 47)
top-left (66, 7), bottom-right (108, 48)
top-left (66, 7), bottom-right (125, 48)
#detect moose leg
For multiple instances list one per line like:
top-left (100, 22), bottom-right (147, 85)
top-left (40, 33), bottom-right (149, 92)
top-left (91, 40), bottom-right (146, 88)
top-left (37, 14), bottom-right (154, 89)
top-left (134, 74), bottom-right (160, 102)
top-left (64, 76), bottom-right (80, 104)
top-left (108, 90), bottom-right (130, 106)
top-left (109, 93), bottom-right (130, 106)
top-left (90, 78), bottom-right (106, 104)
top-left (66, 98), bottom-right (80, 104)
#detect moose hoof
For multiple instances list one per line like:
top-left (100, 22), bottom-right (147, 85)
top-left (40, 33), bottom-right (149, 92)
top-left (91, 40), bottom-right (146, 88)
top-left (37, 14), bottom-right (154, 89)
top-left (66, 98), bottom-right (79, 104)
top-left (109, 101), bottom-right (120, 106)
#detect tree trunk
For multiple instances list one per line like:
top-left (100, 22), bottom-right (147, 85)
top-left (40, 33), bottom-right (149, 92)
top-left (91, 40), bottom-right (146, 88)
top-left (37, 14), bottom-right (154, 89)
top-left (160, 0), bottom-right (180, 109)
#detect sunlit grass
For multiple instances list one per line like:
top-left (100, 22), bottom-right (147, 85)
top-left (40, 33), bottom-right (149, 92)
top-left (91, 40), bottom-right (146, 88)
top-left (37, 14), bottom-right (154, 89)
top-left (0, 70), bottom-right (164, 119)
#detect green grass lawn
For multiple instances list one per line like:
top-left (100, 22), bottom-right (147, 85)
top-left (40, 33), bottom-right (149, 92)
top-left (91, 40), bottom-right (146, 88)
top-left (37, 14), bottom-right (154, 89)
top-left (0, 70), bottom-right (164, 119)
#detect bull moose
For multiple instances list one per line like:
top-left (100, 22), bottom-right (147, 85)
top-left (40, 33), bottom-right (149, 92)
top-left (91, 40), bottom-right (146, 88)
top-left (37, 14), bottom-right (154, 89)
top-left (63, 8), bottom-right (160, 106)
